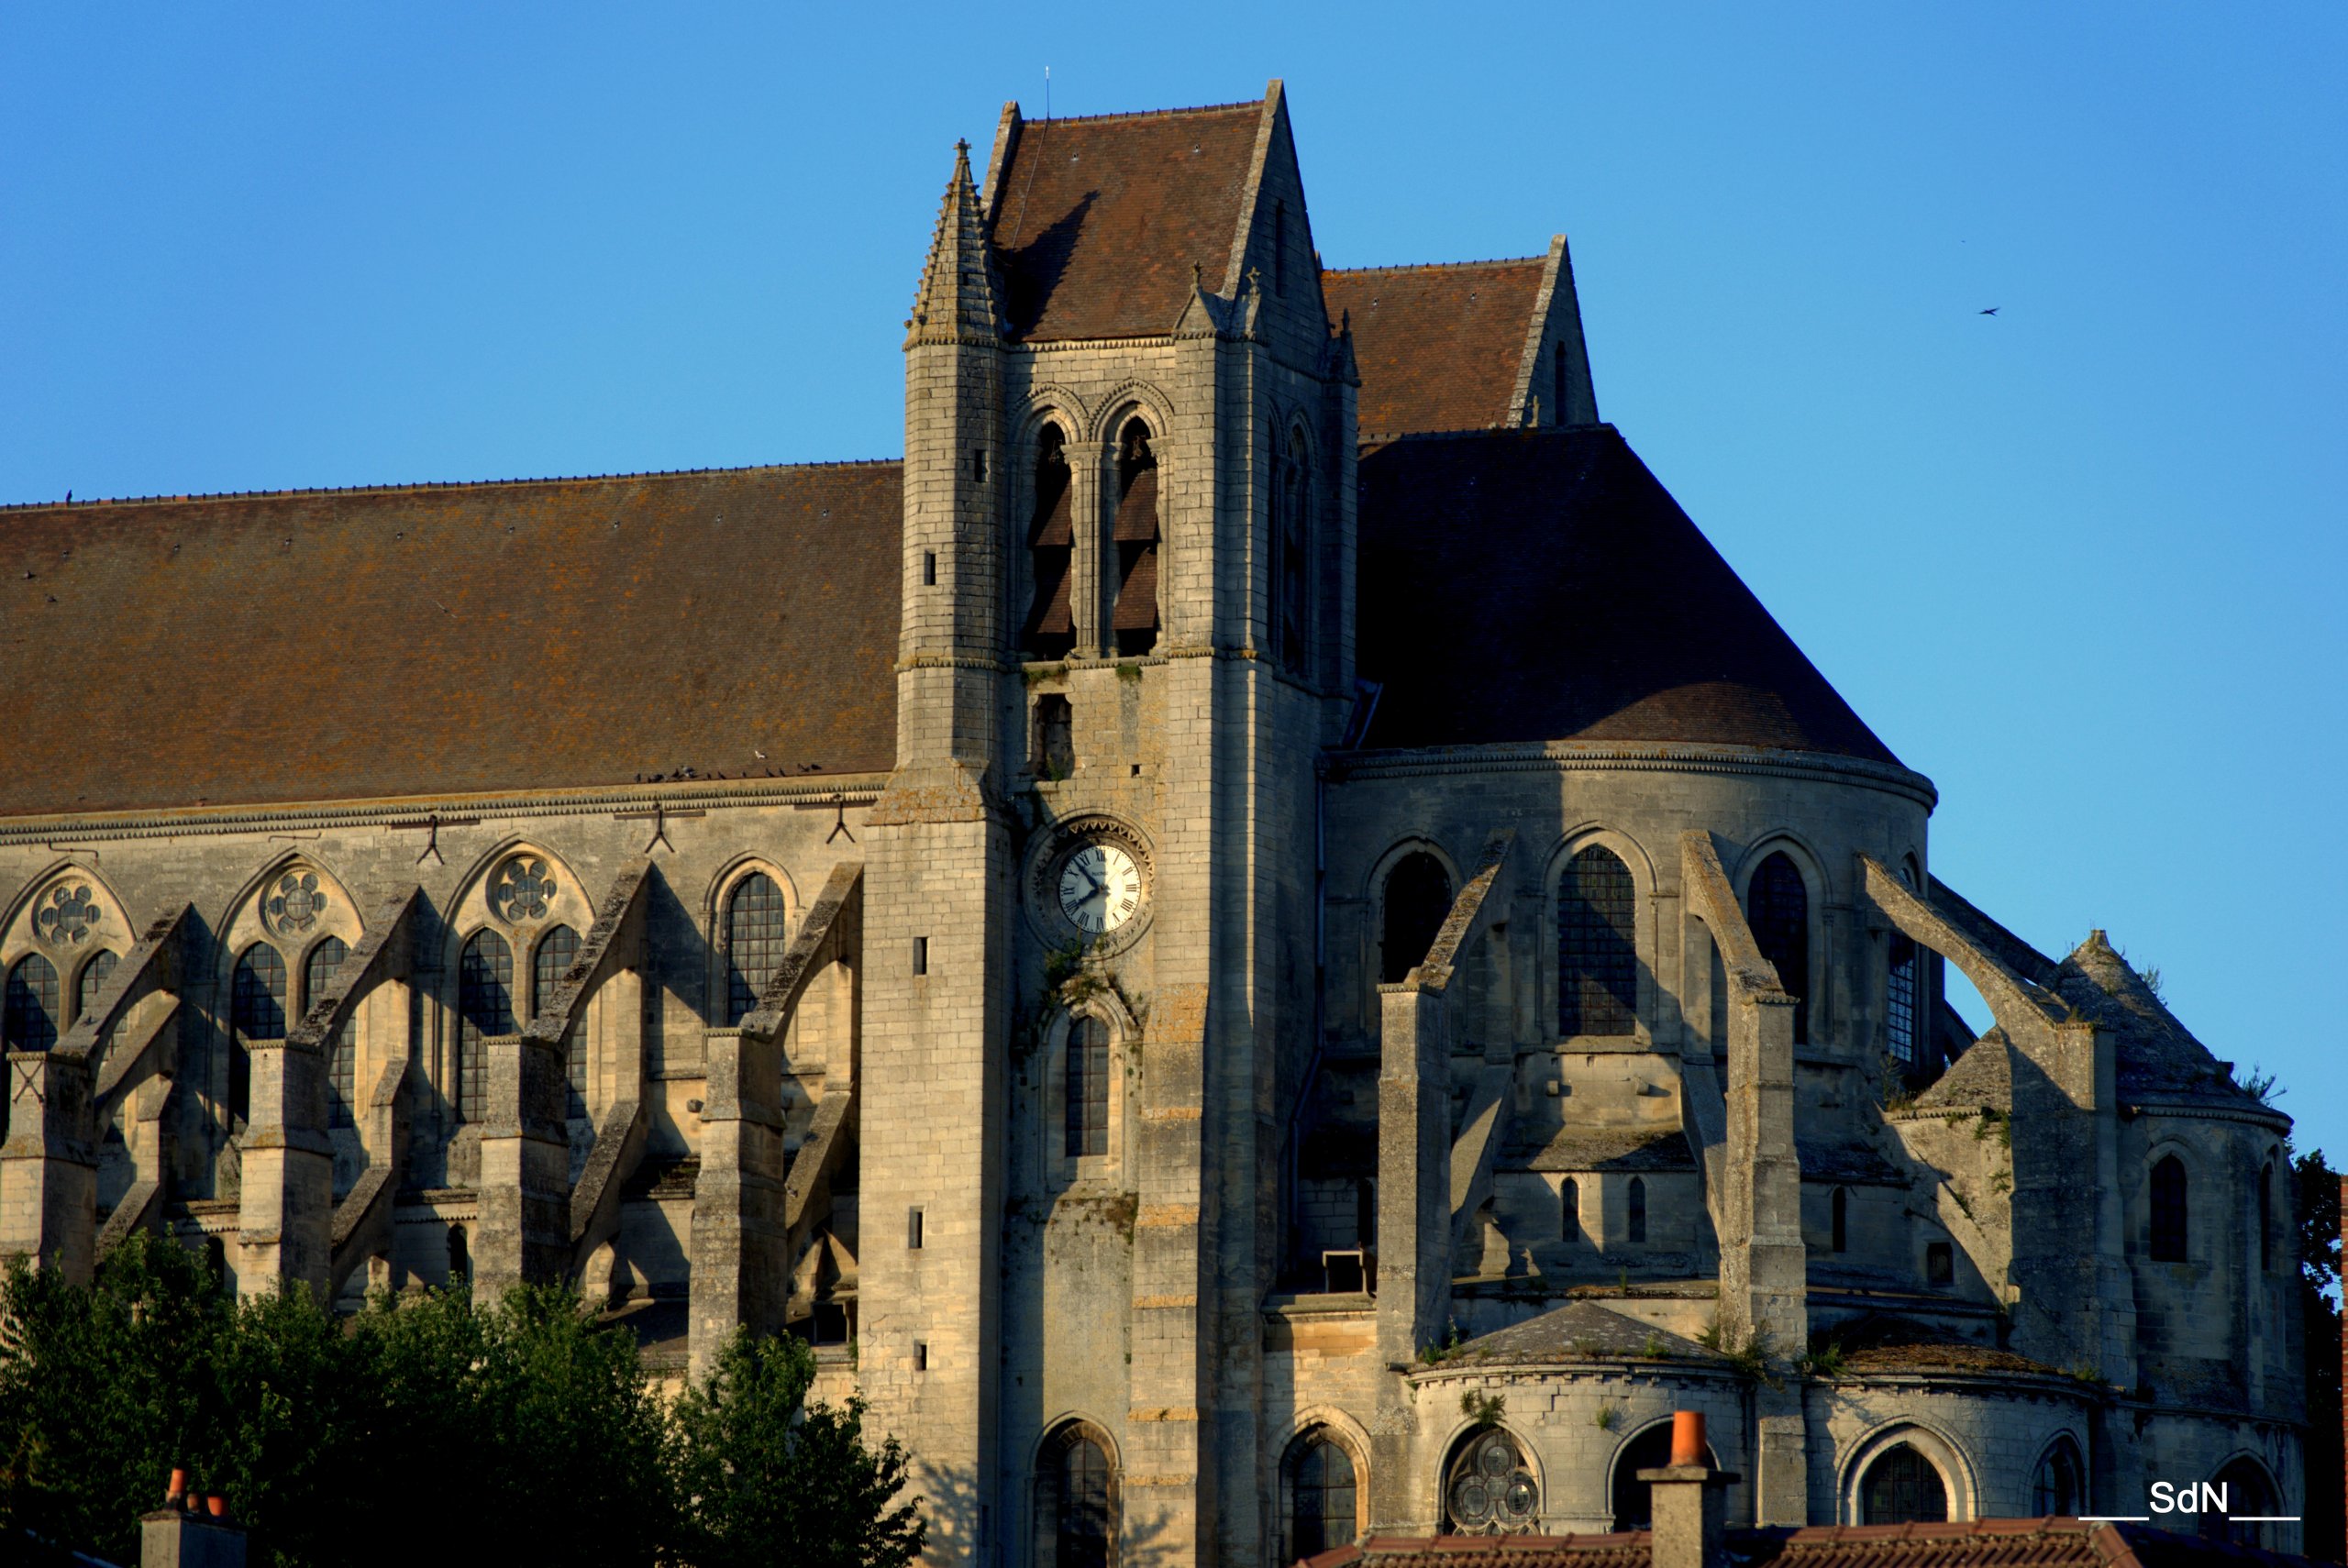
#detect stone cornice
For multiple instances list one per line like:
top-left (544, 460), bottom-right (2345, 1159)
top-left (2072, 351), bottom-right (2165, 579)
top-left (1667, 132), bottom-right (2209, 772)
top-left (0, 777), bottom-right (889, 848)
top-left (1325, 740), bottom-right (1939, 809)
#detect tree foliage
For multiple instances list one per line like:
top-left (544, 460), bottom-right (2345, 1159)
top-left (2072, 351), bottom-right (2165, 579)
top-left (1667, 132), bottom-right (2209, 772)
top-left (2294, 1146), bottom-right (2342, 1563)
top-left (0, 1234), bottom-right (920, 1568)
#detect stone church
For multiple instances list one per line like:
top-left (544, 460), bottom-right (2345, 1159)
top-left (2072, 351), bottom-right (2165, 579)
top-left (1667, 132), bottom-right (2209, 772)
top-left (0, 83), bottom-right (2309, 1565)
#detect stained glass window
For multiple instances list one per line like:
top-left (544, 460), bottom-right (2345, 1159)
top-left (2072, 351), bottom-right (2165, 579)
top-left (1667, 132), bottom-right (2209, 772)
top-left (2150, 1155), bottom-right (2187, 1262)
top-left (232, 944), bottom-right (287, 1042)
top-left (1290, 1432), bottom-right (1357, 1561)
top-left (1558, 846), bottom-right (1636, 1036)
top-left (1041, 1429), bottom-right (1113, 1568)
top-left (458, 929), bottom-right (515, 1125)
top-left (1745, 853), bottom-right (1811, 1043)
top-left (536, 925), bottom-right (583, 1116)
top-left (1887, 933), bottom-right (1919, 1066)
top-left (1861, 1444), bottom-right (1947, 1524)
top-left (1065, 1016), bottom-right (1110, 1158)
top-left (1443, 1429), bottom-right (1538, 1534)
top-left (2033, 1439), bottom-right (2083, 1516)
top-left (725, 875), bottom-right (788, 1026)
top-left (72, 949), bottom-right (118, 1025)
top-left (308, 938), bottom-right (352, 1128)
top-left (5, 954), bottom-right (59, 1052)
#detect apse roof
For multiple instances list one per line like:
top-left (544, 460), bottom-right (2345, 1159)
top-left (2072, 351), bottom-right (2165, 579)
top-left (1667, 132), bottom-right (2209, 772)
top-left (986, 100), bottom-right (1266, 341)
top-left (1353, 426), bottom-right (1903, 766)
top-left (0, 464), bottom-right (902, 817)
top-left (1323, 259), bottom-right (1547, 436)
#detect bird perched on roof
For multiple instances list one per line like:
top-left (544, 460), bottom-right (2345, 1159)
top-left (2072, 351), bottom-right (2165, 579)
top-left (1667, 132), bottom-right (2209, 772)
top-left (1979, 307), bottom-right (1999, 316)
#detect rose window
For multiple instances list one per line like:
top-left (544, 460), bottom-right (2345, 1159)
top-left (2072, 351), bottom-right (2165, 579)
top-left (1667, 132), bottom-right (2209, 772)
top-left (491, 857), bottom-right (558, 923)
top-left (1445, 1430), bottom-right (1538, 1534)
top-left (266, 872), bottom-right (329, 935)
top-left (34, 884), bottom-right (97, 947)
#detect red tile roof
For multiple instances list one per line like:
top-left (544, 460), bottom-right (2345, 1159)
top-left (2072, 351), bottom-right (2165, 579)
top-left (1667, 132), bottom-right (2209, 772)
top-left (1304, 1520), bottom-right (2320, 1568)
top-left (988, 102), bottom-right (1266, 341)
top-left (0, 464), bottom-right (901, 817)
top-left (1324, 260), bottom-right (1546, 437)
top-left (1353, 427), bottom-right (1900, 766)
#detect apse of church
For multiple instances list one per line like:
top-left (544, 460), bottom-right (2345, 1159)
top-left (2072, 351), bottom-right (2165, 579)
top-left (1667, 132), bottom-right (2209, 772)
top-left (0, 83), bottom-right (2307, 1566)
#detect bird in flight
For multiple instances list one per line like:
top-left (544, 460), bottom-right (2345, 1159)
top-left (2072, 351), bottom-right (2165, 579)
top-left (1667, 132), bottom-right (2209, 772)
top-left (1979, 307), bottom-right (1999, 316)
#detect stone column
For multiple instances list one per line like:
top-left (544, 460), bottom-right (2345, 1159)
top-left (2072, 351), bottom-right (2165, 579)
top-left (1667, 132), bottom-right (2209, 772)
top-left (1370, 981), bottom-right (1449, 1529)
top-left (236, 1040), bottom-right (333, 1297)
top-left (690, 1019), bottom-right (787, 1375)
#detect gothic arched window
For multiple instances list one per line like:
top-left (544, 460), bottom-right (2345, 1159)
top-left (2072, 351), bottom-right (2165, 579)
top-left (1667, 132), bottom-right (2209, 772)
top-left (1611, 1419), bottom-right (1715, 1530)
top-left (1036, 1425), bottom-right (1114, 1568)
top-left (1379, 852), bottom-right (1452, 985)
top-left (1443, 1428), bottom-right (1537, 1534)
top-left (1285, 1430), bottom-right (1357, 1562)
top-left (457, 929), bottom-right (515, 1125)
top-left (1065, 1016), bottom-right (1110, 1158)
top-left (232, 944), bottom-right (287, 1042)
top-left (1887, 933), bottom-right (1919, 1066)
top-left (1560, 1177), bottom-right (1580, 1242)
top-left (534, 923), bottom-right (583, 1116)
top-left (1745, 852), bottom-right (1811, 1043)
top-left (4, 954), bottom-right (59, 1052)
top-left (72, 949), bottom-right (117, 1025)
top-left (1626, 1176), bottom-right (1647, 1244)
top-left (1860, 1442), bottom-right (1948, 1523)
top-left (1558, 845), bottom-right (1636, 1037)
top-left (307, 938), bottom-right (351, 1128)
top-left (724, 874), bottom-right (789, 1027)
top-left (2032, 1437), bottom-right (2084, 1516)
top-left (2150, 1154), bottom-right (2188, 1262)
top-left (1024, 425), bottom-right (1076, 658)
top-left (1111, 418), bottom-right (1159, 656)
top-left (2204, 1458), bottom-right (2276, 1548)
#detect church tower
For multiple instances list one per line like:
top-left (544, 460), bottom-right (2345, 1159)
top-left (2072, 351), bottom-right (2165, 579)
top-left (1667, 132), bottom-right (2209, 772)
top-left (861, 83), bottom-right (1361, 1566)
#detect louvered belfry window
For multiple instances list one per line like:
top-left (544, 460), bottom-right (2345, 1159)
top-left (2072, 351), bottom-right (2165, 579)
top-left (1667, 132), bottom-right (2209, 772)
top-left (1024, 425), bottom-right (1075, 657)
top-left (1111, 419), bottom-right (1159, 654)
top-left (1745, 853), bottom-right (1811, 1043)
top-left (1557, 845), bottom-right (1636, 1037)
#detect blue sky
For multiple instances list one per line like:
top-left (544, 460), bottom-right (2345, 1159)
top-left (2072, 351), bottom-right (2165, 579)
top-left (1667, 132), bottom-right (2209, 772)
top-left (5, 6), bottom-right (2342, 1163)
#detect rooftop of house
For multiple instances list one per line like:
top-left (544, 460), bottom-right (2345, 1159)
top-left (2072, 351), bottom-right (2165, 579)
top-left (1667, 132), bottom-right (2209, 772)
top-left (1300, 1518), bottom-right (2321, 1568)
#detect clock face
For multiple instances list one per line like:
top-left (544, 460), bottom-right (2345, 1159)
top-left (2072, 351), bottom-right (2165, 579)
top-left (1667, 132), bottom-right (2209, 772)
top-left (1058, 842), bottom-right (1143, 936)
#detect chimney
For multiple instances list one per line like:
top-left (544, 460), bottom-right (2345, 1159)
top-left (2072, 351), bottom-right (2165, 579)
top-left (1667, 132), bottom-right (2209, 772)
top-left (1639, 1412), bottom-right (1739, 1568)
top-left (140, 1470), bottom-right (248, 1568)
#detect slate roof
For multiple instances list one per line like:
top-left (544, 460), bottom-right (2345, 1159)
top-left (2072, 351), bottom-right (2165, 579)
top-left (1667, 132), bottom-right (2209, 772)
top-left (1354, 427), bottom-right (1901, 765)
top-left (1442, 1299), bottom-right (1720, 1366)
top-left (2052, 933), bottom-right (2269, 1110)
top-left (987, 101), bottom-right (1265, 341)
top-left (1323, 259), bottom-right (1546, 436)
top-left (1913, 1032), bottom-right (2014, 1113)
top-left (1502, 1126), bottom-right (1698, 1174)
top-left (0, 464), bottom-right (902, 817)
top-left (1301, 1521), bottom-right (2322, 1568)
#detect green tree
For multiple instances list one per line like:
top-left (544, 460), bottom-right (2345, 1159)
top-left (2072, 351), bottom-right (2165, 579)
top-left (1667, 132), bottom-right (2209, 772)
top-left (671, 1329), bottom-right (924, 1568)
top-left (2296, 1146), bottom-right (2342, 1562)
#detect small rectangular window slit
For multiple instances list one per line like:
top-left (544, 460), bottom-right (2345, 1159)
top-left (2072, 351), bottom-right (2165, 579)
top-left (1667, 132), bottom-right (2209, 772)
top-left (908, 1207), bottom-right (924, 1250)
top-left (970, 447), bottom-right (987, 483)
top-left (913, 936), bottom-right (928, 976)
top-left (923, 550), bottom-right (937, 586)
top-left (914, 1342), bottom-right (929, 1372)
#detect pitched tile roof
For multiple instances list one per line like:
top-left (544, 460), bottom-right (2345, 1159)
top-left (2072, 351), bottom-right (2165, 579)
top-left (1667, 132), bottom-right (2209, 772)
top-left (1501, 1126), bottom-right (1698, 1174)
top-left (1442, 1299), bottom-right (1721, 1367)
top-left (0, 464), bottom-right (902, 817)
top-left (2052, 932), bottom-right (2271, 1110)
top-left (987, 102), bottom-right (1265, 341)
top-left (1324, 259), bottom-right (1547, 436)
top-left (1354, 427), bottom-right (1900, 766)
top-left (1303, 1520), bottom-right (2322, 1568)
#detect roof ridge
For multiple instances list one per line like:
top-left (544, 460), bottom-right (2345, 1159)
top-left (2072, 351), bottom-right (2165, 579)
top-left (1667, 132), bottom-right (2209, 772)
top-left (1324, 256), bottom-right (1547, 278)
top-left (1021, 97), bottom-right (1262, 127)
top-left (0, 457), bottom-right (904, 513)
